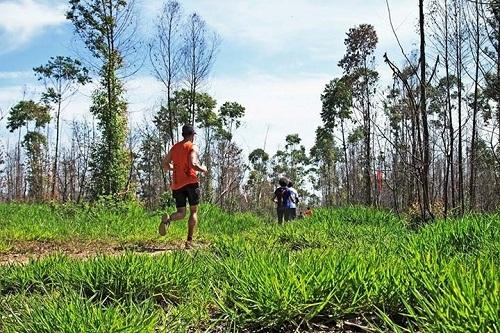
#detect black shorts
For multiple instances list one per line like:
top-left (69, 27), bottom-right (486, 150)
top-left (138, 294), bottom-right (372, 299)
top-left (172, 183), bottom-right (200, 208)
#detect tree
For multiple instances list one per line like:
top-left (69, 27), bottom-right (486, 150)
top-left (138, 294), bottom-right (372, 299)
top-left (213, 102), bottom-right (245, 208)
top-left (7, 100), bottom-right (51, 200)
top-left (272, 134), bottom-right (309, 194)
top-left (218, 102), bottom-right (245, 141)
top-left (136, 124), bottom-right (164, 209)
top-left (482, 1), bottom-right (500, 202)
top-left (467, 0), bottom-right (484, 210)
top-left (419, 0), bottom-right (433, 221)
top-left (310, 127), bottom-right (338, 205)
top-left (155, 89), bottom-right (191, 147)
top-left (33, 56), bottom-right (90, 199)
top-left (428, 0), bottom-right (457, 216)
top-left (339, 24), bottom-right (379, 205)
top-left (67, 0), bottom-right (138, 197)
top-left (247, 148), bottom-right (271, 212)
top-left (194, 92), bottom-right (218, 202)
top-left (150, 0), bottom-right (183, 146)
top-left (182, 13), bottom-right (218, 126)
top-left (451, 0), bottom-right (468, 215)
top-left (383, 0), bottom-right (440, 221)
top-left (321, 77), bottom-right (352, 201)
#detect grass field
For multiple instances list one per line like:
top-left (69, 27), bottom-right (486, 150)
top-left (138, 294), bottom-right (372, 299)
top-left (0, 202), bottom-right (498, 332)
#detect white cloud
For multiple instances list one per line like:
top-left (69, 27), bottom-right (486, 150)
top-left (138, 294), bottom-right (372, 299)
top-left (0, 0), bottom-right (67, 52)
top-left (208, 72), bottom-right (329, 156)
top-left (0, 73), bottom-right (327, 158)
top-left (0, 84), bottom-right (41, 106)
top-left (118, 73), bottom-right (329, 157)
top-left (143, 0), bottom-right (419, 57)
top-left (0, 71), bottom-right (33, 80)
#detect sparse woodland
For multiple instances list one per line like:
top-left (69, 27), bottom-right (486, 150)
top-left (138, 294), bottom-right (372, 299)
top-left (0, 2), bottom-right (499, 332)
top-left (0, 0), bottom-right (498, 221)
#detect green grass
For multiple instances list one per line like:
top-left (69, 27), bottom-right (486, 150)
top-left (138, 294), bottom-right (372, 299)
top-left (0, 203), bottom-right (498, 332)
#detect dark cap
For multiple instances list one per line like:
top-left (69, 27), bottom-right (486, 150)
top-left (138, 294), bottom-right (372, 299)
top-left (182, 124), bottom-right (196, 136)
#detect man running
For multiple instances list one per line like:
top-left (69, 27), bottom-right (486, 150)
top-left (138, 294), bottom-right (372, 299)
top-left (159, 124), bottom-right (207, 249)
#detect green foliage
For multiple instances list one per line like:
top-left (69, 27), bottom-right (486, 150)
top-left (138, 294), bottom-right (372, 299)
top-left (248, 148), bottom-right (269, 172)
top-left (88, 82), bottom-right (129, 197)
top-left (347, 126), bottom-right (364, 144)
top-left (67, 1), bottom-right (132, 198)
top-left (217, 101), bottom-right (245, 140)
top-left (310, 127), bottom-right (339, 205)
top-left (7, 100), bottom-right (51, 131)
top-left (338, 23), bottom-right (378, 74)
top-left (272, 134), bottom-right (310, 190)
top-left (6, 100), bottom-right (51, 200)
top-left (67, 0), bottom-right (128, 62)
top-left (321, 77), bottom-right (352, 129)
top-left (34, 56), bottom-right (91, 104)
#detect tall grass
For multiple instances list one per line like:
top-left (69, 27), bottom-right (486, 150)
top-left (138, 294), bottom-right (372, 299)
top-left (0, 204), bottom-right (498, 332)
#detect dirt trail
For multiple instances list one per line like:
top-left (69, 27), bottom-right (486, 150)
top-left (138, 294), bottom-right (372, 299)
top-left (0, 240), bottom-right (209, 265)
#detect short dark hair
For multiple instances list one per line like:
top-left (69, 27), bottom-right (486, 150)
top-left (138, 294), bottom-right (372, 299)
top-left (182, 124), bottom-right (195, 138)
top-left (288, 181), bottom-right (293, 187)
top-left (278, 177), bottom-right (288, 187)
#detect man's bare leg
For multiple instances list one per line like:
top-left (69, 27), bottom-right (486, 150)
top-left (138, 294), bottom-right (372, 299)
top-left (185, 205), bottom-right (198, 248)
top-left (159, 207), bottom-right (186, 236)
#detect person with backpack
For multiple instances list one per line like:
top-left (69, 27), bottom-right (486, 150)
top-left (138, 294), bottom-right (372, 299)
top-left (285, 181), bottom-right (299, 220)
top-left (272, 177), bottom-right (290, 224)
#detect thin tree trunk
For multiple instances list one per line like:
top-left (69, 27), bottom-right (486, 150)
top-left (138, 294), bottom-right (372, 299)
top-left (15, 128), bottom-right (22, 200)
top-left (341, 119), bottom-right (350, 202)
top-left (419, 0), bottom-right (432, 220)
top-left (456, 1), bottom-right (465, 216)
top-left (469, 0), bottom-right (480, 211)
top-left (445, 0), bottom-right (455, 217)
top-left (51, 98), bottom-right (62, 199)
top-left (364, 62), bottom-right (372, 206)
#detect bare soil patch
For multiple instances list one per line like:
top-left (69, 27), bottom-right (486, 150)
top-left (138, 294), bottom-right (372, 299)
top-left (0, 239), bottom-right (209, 265)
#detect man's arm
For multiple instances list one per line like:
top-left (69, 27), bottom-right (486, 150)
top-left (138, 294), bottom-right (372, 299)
top-left (189, 144), bottom-right (207, 173)
top-left (162, 149), bottom-right (173, 172)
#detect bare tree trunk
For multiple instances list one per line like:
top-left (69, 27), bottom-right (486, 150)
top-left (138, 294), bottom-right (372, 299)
top-left (364, 60), bottom-right (372, 206)
top-left (455, 0), bottom-right (465, 215)
top-left (444, 0), bottom-right (456, 217)
top-left (420, 0), bottom-right (432, 220)
top-left (341, 119), bottom-right (350, 202)
top-left (15, 128), bottom-right (22, 200)
top-left (51, 97), bottom-right (62, 199)
top-left (364, 102), bottom-right (372, 206)
top-left (469, 0), bottom-right (480, 211)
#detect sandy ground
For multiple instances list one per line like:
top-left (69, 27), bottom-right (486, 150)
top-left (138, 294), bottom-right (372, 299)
top-left (0, 239), bottom-right (209, 265)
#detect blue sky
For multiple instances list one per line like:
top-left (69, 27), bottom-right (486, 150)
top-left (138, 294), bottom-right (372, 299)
top-left (0, 0), bottom-right (419, 156)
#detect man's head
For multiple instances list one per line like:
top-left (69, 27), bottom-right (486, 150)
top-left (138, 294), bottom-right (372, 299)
top-left (288, 181), bottom-right (293, 188)
top-left (278, 177), bottom-right (288, 187)
top-left (182, 124), bottom-right (196, 141)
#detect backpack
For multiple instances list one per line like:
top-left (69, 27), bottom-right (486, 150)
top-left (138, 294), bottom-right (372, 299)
top-left (283, 188), bottom-right (299, 207)
top-left (275, 186), bottom-right (290, 207)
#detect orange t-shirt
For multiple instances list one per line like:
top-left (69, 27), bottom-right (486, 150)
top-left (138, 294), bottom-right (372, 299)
top-left (170, 141), bottom-right (199, 190)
